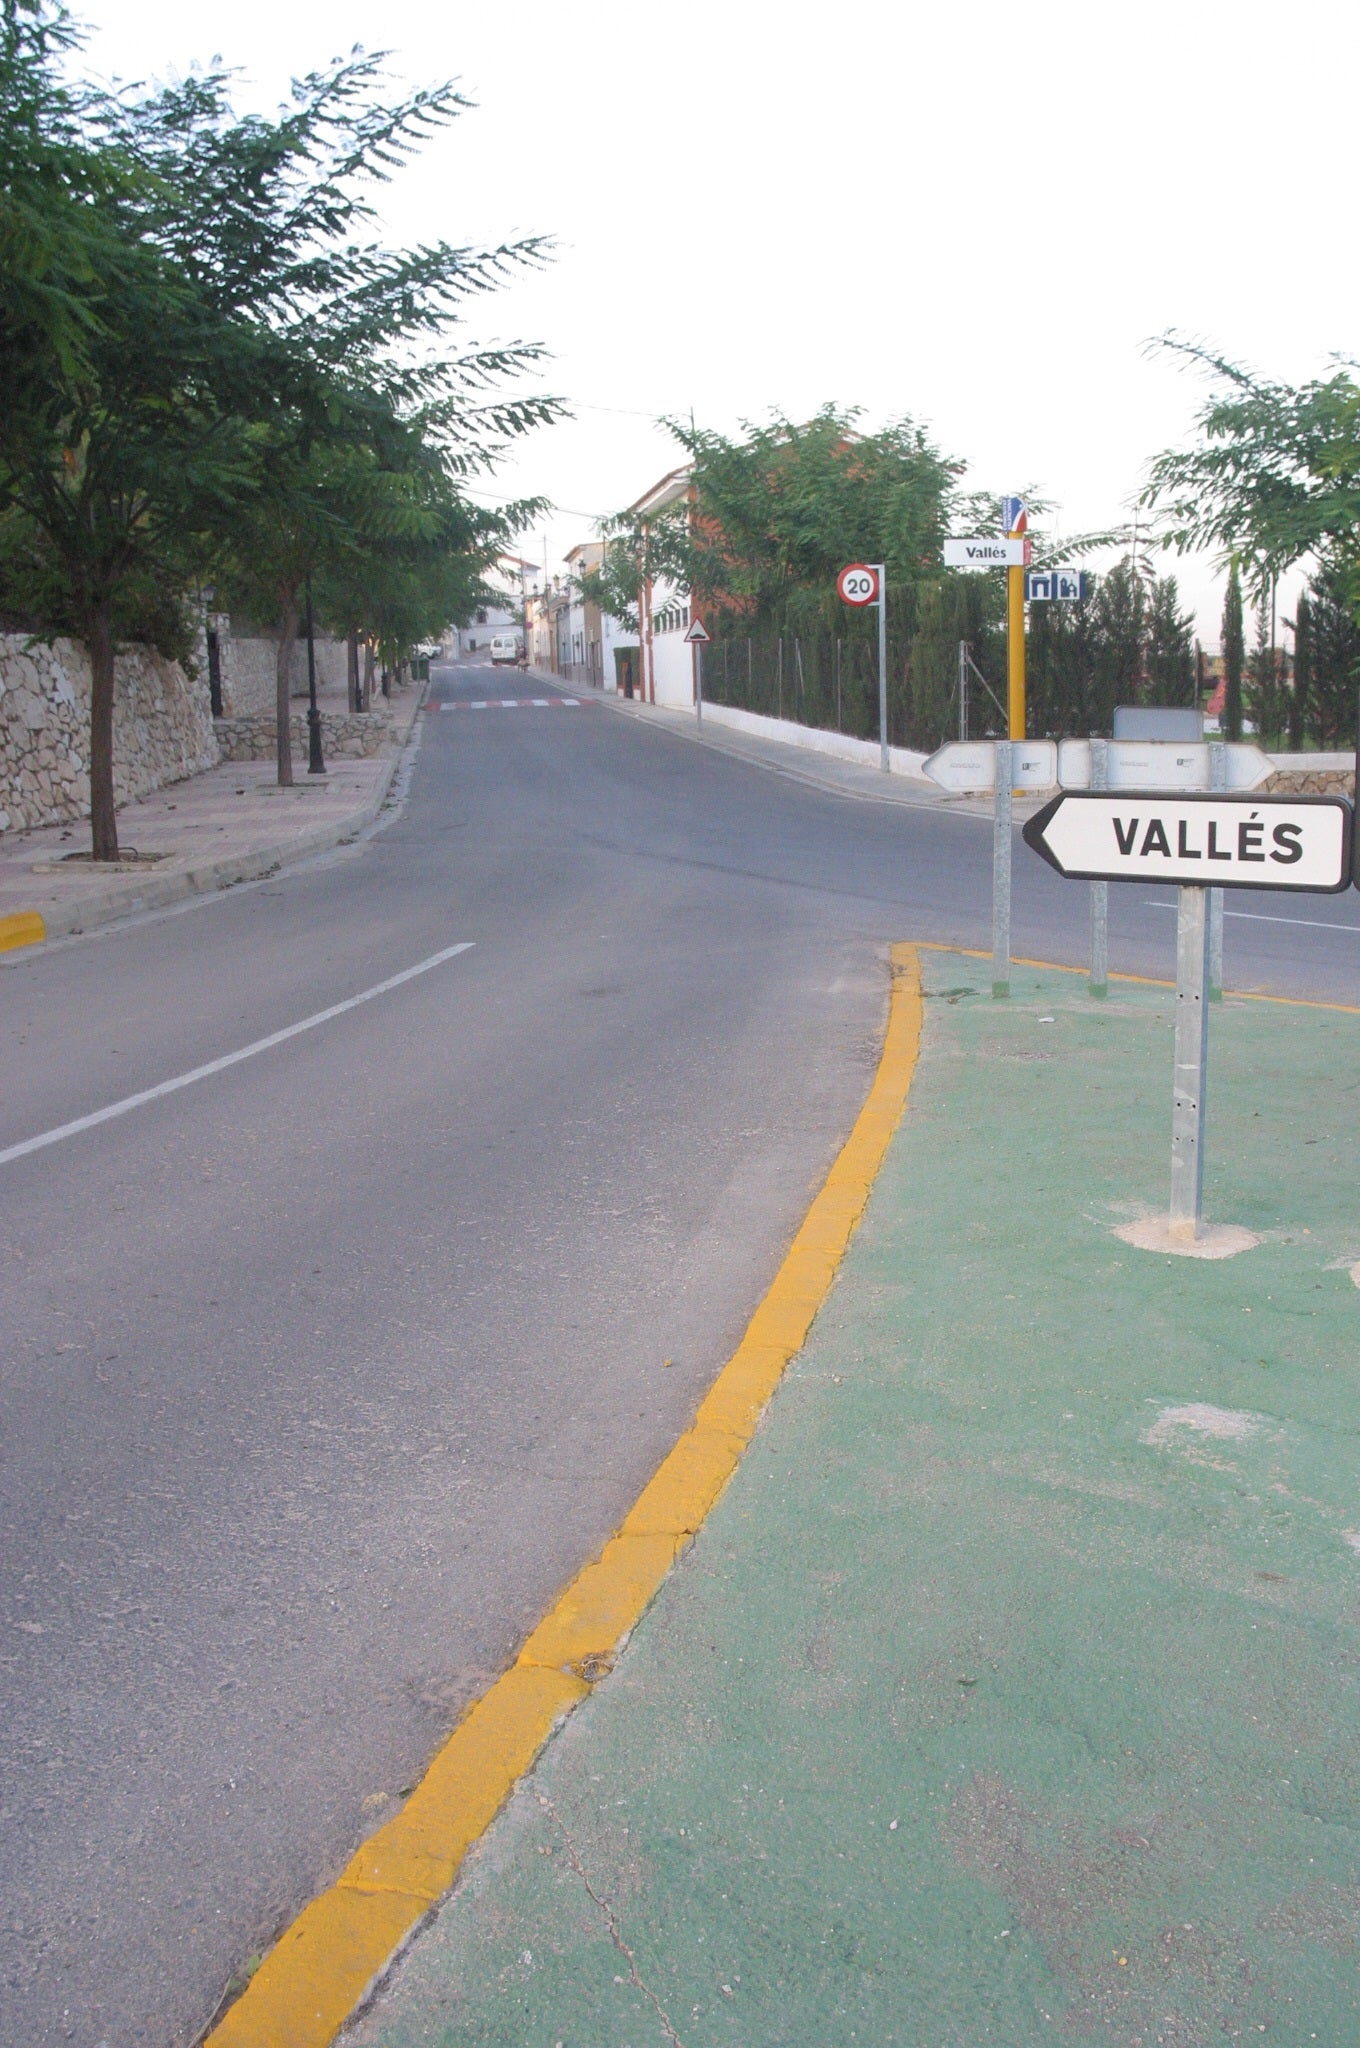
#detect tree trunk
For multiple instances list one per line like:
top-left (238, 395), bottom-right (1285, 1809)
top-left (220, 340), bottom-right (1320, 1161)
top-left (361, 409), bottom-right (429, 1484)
top-left (347, 630), bottom-right (360, 714)
top-left (87, 597), bottom-right (119, 861)
top-left (276, 587), bottom-right (298, 786)
top-left (362, 641), bottom-right (374, 711)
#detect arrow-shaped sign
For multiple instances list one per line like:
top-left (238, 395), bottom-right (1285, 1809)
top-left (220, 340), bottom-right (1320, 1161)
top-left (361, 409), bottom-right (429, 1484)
top-left (1023, 792), bottom-right (1353, 893)
top-left (921, 740), bottom-right (1058, 793)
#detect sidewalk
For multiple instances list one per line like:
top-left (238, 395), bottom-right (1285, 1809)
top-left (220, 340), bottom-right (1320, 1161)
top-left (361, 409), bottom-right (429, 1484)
top-left (0, 679), bottom-right (424, 950)
top-left (346, 950), bottom-right (1360, 2046)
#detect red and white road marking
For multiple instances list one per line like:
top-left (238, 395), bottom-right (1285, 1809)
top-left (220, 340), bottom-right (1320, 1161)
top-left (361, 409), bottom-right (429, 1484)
top-left (439, 697), bottom-right (586, 711)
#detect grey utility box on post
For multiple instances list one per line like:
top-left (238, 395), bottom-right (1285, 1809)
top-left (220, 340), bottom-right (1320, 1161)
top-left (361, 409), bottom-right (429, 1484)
top-left (1111, 705), bottom-right (1205, 743)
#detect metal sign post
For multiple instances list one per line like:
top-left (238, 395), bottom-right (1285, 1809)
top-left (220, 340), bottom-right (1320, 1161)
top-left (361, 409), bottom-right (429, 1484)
top-left (1208, 741), bottom-right (1226, 1000)
top-left (1171, 885), bottom-right (1210, 1236)
top-left (836, 563), bottom-right (887, 771)
top-left (875, 564), bottom-right (888, 772)
top-left (684, 615), bottom-right (710, 727)
top-left (992, 740), bottom-right (1012, 998)
top-left (1089, 738), bottom-right (1108, 998)
top-left (1024, 788), bottom-right (1353, 1245)
top-left (1003, 496), bottom-right (1027, 740)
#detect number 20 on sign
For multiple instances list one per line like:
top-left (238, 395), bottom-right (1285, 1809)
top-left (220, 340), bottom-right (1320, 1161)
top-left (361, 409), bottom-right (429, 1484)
top-left (836, 563), bottom-right (879, 607)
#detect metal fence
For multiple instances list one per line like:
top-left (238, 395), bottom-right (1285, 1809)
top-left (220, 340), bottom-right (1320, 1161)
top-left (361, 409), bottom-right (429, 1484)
top-left (701, 628), bottom-right (1008, 754)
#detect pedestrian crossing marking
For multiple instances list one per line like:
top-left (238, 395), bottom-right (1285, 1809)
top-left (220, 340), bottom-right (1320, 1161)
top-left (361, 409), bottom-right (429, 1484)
top-left (438, 697), bottom-right (587, 711)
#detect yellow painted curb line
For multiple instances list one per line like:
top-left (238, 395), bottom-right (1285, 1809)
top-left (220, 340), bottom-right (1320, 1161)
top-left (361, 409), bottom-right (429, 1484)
top-left (0, 910), bottom-right (45, 953)
top-left (915, 938), bottom-right (1360, 1017)
top-left (205, 943), bottom-right (924, 2048)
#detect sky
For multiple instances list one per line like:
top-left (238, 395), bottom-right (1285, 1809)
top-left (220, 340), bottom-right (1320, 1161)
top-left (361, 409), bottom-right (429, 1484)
top-left (78, 0), bottom-right (1356, 647)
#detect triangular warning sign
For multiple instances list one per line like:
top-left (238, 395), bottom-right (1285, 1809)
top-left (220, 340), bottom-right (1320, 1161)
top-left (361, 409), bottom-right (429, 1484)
top-left (683, 617), bottom-right (711, 643)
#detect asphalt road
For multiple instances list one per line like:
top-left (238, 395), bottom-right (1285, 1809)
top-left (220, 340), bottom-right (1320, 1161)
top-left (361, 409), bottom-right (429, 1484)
top-left (3, 661), bottom-right (1359, 2048)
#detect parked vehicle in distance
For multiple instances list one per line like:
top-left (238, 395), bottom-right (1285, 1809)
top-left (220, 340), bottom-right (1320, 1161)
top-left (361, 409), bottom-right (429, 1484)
top-left (489, 634), bottom-right (523, 665)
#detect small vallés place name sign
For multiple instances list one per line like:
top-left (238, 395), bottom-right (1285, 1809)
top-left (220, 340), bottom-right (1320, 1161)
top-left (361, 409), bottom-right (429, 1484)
top-left (942, 537), bottom-right (1030, 568)
top-left (1023, 792), bottom-right (1353, 893)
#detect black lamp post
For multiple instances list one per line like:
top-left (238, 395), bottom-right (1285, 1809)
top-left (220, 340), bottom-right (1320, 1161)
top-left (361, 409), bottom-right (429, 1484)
top-left (305, 572), bottom-right (326, 775)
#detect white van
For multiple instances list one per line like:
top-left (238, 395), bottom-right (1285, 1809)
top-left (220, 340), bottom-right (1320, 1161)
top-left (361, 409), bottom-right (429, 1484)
top-left (489, 634), bottom-right (522, 666)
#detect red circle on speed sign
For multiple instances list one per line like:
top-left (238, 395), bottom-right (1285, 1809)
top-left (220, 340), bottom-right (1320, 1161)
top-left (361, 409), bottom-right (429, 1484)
top-left (837, 562), bottom-right (879, 606)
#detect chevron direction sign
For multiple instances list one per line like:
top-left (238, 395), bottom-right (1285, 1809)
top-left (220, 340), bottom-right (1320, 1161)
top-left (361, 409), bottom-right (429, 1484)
top-left (1022, 792), bottom-right (1353, 893)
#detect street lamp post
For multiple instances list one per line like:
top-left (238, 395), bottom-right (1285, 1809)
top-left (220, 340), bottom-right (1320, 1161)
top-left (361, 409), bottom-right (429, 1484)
top-left (305, 573), bottom-right (326, 775)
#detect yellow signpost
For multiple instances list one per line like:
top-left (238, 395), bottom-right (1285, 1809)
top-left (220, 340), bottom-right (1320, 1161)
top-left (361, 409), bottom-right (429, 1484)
top-left (1005, 496), bottom-right (1027, 740)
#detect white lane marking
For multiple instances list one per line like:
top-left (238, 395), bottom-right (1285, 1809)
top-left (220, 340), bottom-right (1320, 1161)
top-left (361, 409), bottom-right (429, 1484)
top-left (1147, 900), bottom-right (1360, 933)
top-left (0, 942), bottom-right (475, 1169)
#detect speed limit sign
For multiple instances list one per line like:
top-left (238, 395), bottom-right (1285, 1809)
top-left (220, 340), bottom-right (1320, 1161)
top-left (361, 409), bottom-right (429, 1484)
top-left (837, 562), bottom-right (879, 607)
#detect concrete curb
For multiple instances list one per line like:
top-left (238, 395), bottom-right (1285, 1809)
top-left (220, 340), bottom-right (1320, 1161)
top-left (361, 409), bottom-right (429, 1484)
top-left (1, 691), bottom-right (425, 955)
top-left (202, 944), bottom-right (925, 2048)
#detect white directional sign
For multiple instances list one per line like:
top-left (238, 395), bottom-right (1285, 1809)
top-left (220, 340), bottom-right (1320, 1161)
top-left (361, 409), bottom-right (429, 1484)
top-left (1023, 793), bottom-right (1353, 892)
top-left (922, 739), bottom-right (1057, 793)
top-left (943, 537), bottom-right (1031, 568)
top-left (1054, 738), bottom-right (1273, 792)
top-left (683, 616), bottom-right (710, 643)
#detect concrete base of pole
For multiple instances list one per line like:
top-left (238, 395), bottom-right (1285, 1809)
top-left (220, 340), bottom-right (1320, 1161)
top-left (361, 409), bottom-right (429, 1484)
top-left (1113, 1215), bottom-right (1259, 1260)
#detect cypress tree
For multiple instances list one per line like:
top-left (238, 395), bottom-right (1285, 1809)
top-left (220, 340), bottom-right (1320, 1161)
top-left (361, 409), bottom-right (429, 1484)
top-left (1221, 563), bottom-right (1245, 740)
top-left (1289, 594), bottom-right (1311, 750)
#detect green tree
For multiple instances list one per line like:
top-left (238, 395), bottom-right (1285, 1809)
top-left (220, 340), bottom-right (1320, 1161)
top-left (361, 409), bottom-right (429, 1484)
top-left (0, 18), bottom-right (561, 842)
top-left (111, 51), bottom-right (558, 784)
top-left (1026, 582), bottom-right (1104, 735)
top-left (1145, 574), bottom-right (1195, 704)
top-left (1221, 564), bottom-right (1245, 740)
top-left (1144, 336), bottom-right (1360, 620)
top-left (1305, 570), bottom-right (1360, 746)
top-left (678, 406), bottom-right (957, 631)
top-left (0, 29), bottom-right (252, 856)
top-left (1289, 592), bottom-right (1311, 750)
top-left (1245, 597), bottom-right (1286, 741)
top-left (1090, 559), bottom-right (1146, 726)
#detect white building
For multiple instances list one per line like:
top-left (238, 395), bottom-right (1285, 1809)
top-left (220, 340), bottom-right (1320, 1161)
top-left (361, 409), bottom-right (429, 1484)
top-left (458, 555), bottom-right (542, 656)
top-left (629, 466), bottom-right (696, 709)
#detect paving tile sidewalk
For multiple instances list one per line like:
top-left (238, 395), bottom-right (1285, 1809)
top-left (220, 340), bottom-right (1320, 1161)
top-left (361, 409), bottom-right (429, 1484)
top-left (348, 953), bottom-right (1360, 2047)
top-left (0, 679), bottom-right (424, 945)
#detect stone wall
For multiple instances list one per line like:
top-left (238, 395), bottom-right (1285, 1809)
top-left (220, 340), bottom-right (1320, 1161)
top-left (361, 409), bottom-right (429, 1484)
top-left (0, 634), bottom-right (218, 834)
top-left (217, 621), bottom-right (350, 718)
top-left (214, 705), bottom-right (393, 762)
top-left (1264, 768), bottom-right (1354, 797)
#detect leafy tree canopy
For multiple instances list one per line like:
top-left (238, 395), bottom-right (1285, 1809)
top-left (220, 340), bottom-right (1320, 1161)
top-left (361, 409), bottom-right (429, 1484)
top-left (0, 1), bottom-right (560, 838)
top-left (1143, 335), bottom-right (1360, 619)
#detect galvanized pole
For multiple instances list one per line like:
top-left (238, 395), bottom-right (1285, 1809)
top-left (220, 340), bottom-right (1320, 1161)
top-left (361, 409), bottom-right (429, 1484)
top-left (958, 639), bottom-right (968, 742)
top-left (1170, 884), bottom-right (1210, 1239)
top-left (876, 565), bottom-right (888, 771)
top-left (1208, 740), bottom-right (1226, 1000)
top-left (1089, 737), bottom-right (1108, 997)
top-left (992, 739), bottom-right (1012, 999)
top-left (694, 635), bottom-right (703, 728)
